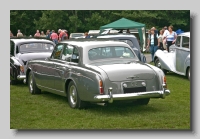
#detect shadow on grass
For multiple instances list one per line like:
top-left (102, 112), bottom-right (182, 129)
top-left (39, 91), bottom-right (161, 115)
top-left (11, 83), bottom-right (165, 114)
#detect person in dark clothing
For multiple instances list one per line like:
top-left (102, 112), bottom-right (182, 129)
top-left (118, 29), bottom-right (123, 33)
top-left (147, 28), bottom-right (160, 62)
top-left (126, 29), bottom-right (130, 33)
top-left (84, 32), bottom-right (90, 38)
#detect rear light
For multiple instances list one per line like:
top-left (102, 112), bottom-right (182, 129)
top-left (20, 66), bottom-right (24, 73)
top-left (163, 76), bottom-right (167, 88)
top-left (99, 80), bottom-right (104, 95)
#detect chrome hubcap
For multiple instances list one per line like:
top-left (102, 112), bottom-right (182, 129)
top-left (29, 74), bottom-right (33, 93)
top-left (69, 85), bottom-right (77, 106)
top-left (156, 61), bottom-right (161, 68)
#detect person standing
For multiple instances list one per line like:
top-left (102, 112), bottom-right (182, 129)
top-left (158, 30), bottom-right (164, 50)
top-left (50, 30), bottom-right (58, 44)
top-left (34, 30), bottom-right (40, 37)
top-left (84, 32), bottom-right (90, 38)
top-left (162, 26), bottom-right (169, 50)
top-left (40, 31), bottom-right (46, 38)
top-left (163, 25), bottom-right (177, 52)
top-left (147, 28), bottom-right (160, 62)
top-left (17, 30), bottom-right (23, 37)
top-left (46, 30), bottom-right (51, 39)
top-left (10, 30), bottom-right (13, 37)
top-left (126, 29), bottom-right (130, 33)
top-left (58, 29), bottom-right (63, 42)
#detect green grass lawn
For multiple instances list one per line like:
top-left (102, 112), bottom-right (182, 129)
top-left (10, 66), bottom-right (190, 129)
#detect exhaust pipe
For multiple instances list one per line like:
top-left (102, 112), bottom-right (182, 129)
top-left (96, 103), bottom-right (107, 106)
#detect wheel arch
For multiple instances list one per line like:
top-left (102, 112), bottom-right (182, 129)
top-left (65, 78), bottom-right (76, 97)
top-left (26, 68), bottom-right (32, 85)
top-left (186, 66), bottom-right (190, 76)
top-left (154, 56), bottom-right (158, 63)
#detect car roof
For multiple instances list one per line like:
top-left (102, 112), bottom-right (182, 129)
top-left (178, 32), bottom-right (190, 37)
top-left (61, 39), bottom-right (129, 48)
top-left (10, 37), bottom-right (54, 44)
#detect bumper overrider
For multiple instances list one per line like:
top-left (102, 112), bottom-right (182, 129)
top-left (17, 75), bottom-right (26, 84)
top-left (94, 85), bottom-right (170, 103)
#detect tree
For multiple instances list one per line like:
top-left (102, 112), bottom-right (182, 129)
top-left (10, 10), bottom-right (42, 36)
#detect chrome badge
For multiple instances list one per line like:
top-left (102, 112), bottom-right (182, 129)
top-left (141, 82), bottom-right (146, 87)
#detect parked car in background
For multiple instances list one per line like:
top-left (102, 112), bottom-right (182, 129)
top-left (154, 32), bottom-right (190, 80)
top-left (10, 38), bottom-right (55, 85)
top-left (69, 33), bottom-right (84, 39)
top-left (95, 33), bottom-right (147, 63)
top-left (25, 39), bottom-right (170, 109)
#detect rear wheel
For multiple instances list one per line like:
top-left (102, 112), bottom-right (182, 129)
top-left (67, 81), bottom-right (86, 109)
top-left (10, 71), bottom-right (18, 85)
top-left (133, 98), bottom-right (150, 105)
top-left (28, 71), bottom-right (41, 95)
top-left (154, 58), bottom-right (168, 74)
top-left (187, 67), bottom-right (190, 80)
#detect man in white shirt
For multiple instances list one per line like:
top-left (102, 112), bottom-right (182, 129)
top-left (163, 26), bottom-right (169, 50)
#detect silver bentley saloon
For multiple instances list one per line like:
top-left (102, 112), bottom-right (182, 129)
top-left (25, 39), bottom-right (170, 109)
top-left (154, 32), bottom-right (190, 80)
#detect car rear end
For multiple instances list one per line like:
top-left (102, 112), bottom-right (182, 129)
top-left (93, 63), bottom-right (170, 104)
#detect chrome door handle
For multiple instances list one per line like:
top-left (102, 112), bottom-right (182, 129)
top-left (77, 73), bottom-right (81, 76)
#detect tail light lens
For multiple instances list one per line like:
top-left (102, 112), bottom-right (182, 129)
top-left (99, 80), bottom-right (104, 95)
top-left (163, 76), bottom-right (167, 88)
top-left (20, 66), bottom-right (24, 73)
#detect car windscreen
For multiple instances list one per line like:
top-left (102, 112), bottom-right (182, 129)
top-left (19, 43), bottom-right (54, 53)
top-left (88, 46), bottom-right (136, 61)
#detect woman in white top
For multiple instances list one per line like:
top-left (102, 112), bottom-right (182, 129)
top-left (158, 30), bottom-right (164, 50)
top-left (163, 25), bottom-right (177, 52)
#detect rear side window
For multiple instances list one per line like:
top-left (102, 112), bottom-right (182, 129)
top-left (182, 36), bottom-right (190, 49)
top-left (88, 46), bottom-right (135, 60)
top-left (175, 36), bottom-right (181, 47)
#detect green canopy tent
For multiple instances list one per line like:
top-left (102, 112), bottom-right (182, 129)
top-left (100, 18), bottom-right (146, 51)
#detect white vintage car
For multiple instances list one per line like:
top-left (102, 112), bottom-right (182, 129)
top-left (154, 32), bottom-right (190, 80)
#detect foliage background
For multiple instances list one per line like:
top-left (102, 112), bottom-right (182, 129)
top-left (10, 10), bottom-right (190, 36)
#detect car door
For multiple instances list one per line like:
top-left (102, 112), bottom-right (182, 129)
top-left (68, 46), bottom-right (84, 92)
top-left (176, 35), bottom-right (190, 73)
top-left (53, 44), bottom-right (73, 93)
top-left (10, 40), bottom-right (16, 79)
top-left (41, 43), bottom-right (64, 90)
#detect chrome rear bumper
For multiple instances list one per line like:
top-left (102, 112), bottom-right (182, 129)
top-left (17, 75), bottom-right (26, 84)
top-left (17, 75), bottom-right (26, 80)
top-left (94, 88), bottom-right (170, 103)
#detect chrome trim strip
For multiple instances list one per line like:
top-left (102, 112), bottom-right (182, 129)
top-left (94, 89), bottom-right (170, 103)
top-left (37, 84), bottom-right (64, 93)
